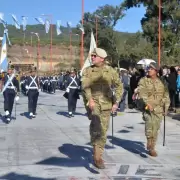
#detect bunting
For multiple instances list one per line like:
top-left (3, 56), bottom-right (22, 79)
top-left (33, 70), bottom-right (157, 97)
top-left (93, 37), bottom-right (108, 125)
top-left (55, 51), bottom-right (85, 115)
top-left (11, 14), bottom-right (20, 29)
top-left (56, 20), bottom-right (61, 35)
top-left (45, 19), bottom-right (50, 33)
top-left (22, 16), bottom-right (28, 31)
top-left (67, 21), bottom-right (72, 33)
top-left (0, 31), bottom-right (8, 72)
top-left (35, 17), bottom-right (45, 25)
top-left (0, 12), bottom-right (7, 28)
top-left (78, 23), bottom-right (84, 34)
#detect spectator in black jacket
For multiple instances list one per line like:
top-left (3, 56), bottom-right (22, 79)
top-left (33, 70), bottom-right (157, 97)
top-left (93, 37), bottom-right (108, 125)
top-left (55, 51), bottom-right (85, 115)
top-left (167, 66), bottom-right (177, 112)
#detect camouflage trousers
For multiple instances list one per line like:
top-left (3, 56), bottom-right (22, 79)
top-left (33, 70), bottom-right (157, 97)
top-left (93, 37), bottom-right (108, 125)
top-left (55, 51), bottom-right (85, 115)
top-left (143, 112), bottom-right (163, 142)
top-left (89, 106), bottom-right (111, 149)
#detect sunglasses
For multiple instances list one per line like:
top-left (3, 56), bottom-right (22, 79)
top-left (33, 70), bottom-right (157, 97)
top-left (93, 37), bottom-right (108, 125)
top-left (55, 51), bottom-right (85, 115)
top-left (91, 54), bottom-right (96, 58)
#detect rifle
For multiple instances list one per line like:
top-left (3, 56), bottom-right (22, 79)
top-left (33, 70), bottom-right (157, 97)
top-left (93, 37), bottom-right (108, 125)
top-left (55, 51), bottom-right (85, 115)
top-left (111, 85), bottom-right (117, 147)
top-left (163, 104), bottom-right (166, 146)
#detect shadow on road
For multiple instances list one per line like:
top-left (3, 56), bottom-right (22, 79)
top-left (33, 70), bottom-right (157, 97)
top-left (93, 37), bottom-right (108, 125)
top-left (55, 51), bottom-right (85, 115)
top-left (118, 129), bottom-right (131, 133)
top-left (56, 111), bottom-right (87, 117)
top-left (20, 112), bottom-right (32, 119)
top-left (36, 143), bottom-right (99, 174)
top-left (124, 126), bottom-right (134, 129)
top-left (168, 113), bottom-right (180, 121)
top-left (107, 136), bottom-right (148, 158)
top-left (0, 172), bottom-right (55, 180)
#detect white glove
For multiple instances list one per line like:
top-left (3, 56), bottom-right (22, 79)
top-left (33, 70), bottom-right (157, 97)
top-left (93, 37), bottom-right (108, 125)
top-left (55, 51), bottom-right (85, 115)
top-left (38, 89), bottom-right (41, 92)
top-left (15, 96), bottom-right (19, 101)
top-left (25, 85), bottom-right (29, 89)
top-left (66, 88), bottom-right (70, 93)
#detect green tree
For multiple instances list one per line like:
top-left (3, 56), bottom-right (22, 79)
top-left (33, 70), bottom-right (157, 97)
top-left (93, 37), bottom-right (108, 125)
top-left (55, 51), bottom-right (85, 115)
top-left (79, 4), bottom-right (126, 66)
top-left (122, 0), bottom-right (180, 65)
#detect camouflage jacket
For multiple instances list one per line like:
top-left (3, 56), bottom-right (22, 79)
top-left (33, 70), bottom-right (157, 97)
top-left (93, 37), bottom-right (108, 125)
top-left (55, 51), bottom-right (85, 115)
top-left (81, 65), bottom-right (123, 111)
top-left (137, 76), bottom-right (170, 114)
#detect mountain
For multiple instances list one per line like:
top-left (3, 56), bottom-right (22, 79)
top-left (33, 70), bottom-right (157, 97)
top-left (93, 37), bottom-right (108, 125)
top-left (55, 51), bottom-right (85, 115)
top-left (0, 24), bottom-right (135, 46)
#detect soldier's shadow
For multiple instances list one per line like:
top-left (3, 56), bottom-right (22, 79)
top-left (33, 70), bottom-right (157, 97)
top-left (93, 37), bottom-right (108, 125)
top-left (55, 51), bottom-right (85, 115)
top-left (107, 136), bottom-right (148, 158)
top-left (0, 113), bottom-right (7, 124)
top-left (56, 111), bottom-right (70, 118)
top-left (0, 114), bottom-right (16, 124)
top-left (20, 112), bottom-right (31, 119)
top-left (56, 111), bottom-right (87, 117)
top-left (36, 143), bottom-right (99, 174)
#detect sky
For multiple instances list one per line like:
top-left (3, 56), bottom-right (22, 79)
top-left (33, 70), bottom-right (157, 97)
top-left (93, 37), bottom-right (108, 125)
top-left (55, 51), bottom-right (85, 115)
top-left (0, 0), bottom-right (146, 33)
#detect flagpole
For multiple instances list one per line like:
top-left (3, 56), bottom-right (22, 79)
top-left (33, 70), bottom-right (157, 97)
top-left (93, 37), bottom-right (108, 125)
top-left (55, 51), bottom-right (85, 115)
top-left (158, 0), bottom-right (161, 67)
top-left (80, 0), bottom-right (84, 68)
top-left (96, 16), bottom-right (98, 47)
top-left (70, 32), bottom-right (72, 63)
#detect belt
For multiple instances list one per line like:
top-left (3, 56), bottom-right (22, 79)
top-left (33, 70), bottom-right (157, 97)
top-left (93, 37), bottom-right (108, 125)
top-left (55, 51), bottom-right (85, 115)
top-left (69, 86), bottom-right (78, 89)
top-left (28, 87), bottom-right (38, 89)
top-left (7, 86), bottom-right (15, 89)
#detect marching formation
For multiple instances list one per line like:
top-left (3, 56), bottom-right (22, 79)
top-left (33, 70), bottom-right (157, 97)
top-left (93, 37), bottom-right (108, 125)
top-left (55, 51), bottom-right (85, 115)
top-left (0, 47), bottom-right (172, 170)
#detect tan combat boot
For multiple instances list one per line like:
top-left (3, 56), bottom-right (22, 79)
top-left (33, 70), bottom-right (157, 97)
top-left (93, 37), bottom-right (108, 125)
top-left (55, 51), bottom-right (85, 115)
top-left (149, 138), bottom-right (158, 157)
top-left (147, 138), bottom-right (152, 150)
top-left (99, 147), bottom-right (105, 169)
top-left (93, 146), bottom-right (105, 169)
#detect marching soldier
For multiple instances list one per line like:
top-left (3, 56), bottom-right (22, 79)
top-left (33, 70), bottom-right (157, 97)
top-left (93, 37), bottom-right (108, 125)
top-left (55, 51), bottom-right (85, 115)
top-left (3, 65), bottom-right (20, 123)
top-left (81, 48), bottom-right (123, 169)
top-left (51, 76), bottom-right (57, 93)
top-left (137, 62), bottom-right (170, 157)
top-left (66, 68), bottom-right (80, 117)
top-left (26, 67), bottom-right (40, 118)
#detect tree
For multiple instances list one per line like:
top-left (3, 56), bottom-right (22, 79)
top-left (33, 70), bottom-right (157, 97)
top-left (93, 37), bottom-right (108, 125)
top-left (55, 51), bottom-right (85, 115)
top-left (79, 4), bottom-right (126, 66)
top-left (122, 0), bottom-right (180, 65)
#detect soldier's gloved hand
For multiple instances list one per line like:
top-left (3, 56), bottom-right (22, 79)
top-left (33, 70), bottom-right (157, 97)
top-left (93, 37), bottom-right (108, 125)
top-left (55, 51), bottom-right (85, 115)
top-left (146, 104), bottom-right (153, 111)
top-left (88, 98), bottom-right (95, 111)
top-left (162, 111), bottom-right (168, 116)
top-left (111, 103), bottom-right (118, 113)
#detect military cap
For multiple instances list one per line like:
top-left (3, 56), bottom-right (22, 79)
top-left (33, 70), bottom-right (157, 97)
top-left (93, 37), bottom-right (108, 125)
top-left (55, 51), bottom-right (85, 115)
top-left (8, 64), bottom-right (14, 70)
top-left (91, 48), bottom-right (107, 59)
top-left (148, 62), bottom-right (158, 71)
top-left (70, 67), bottom-right (76, 73)
top-left (30, 66), bottom-right (37, 73)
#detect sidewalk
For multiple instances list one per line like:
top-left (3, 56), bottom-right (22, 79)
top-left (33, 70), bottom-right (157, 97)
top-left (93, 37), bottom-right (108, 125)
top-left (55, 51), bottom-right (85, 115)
top-left (0, 91), bottom-right (179, 179)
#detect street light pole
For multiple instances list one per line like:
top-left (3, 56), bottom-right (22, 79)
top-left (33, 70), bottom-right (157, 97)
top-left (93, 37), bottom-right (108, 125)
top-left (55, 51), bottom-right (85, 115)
top-left (80, 0), bottom-right (84, 68)
top-left (158, 0), bottom-right (161, 67)
top-left (31, 32), bottom-right (40, 76)
top-left (96, 16), bottom-right (98, 47)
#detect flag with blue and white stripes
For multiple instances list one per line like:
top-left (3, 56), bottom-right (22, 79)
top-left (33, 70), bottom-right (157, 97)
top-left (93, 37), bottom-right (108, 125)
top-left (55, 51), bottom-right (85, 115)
top-left (0, 32), bottom-right (8, 72)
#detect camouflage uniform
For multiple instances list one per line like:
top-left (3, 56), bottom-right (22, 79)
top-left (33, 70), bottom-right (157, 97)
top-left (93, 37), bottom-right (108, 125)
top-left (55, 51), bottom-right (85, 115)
top-left (81, 64), bottom-right (123, 166)
top-left (138, 76), bottom-right (170, 156)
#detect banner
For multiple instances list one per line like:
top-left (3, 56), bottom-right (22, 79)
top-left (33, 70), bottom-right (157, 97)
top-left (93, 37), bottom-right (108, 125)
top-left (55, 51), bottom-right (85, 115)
top-left (80, 31), bottom-right (96, 76)
top-left (0, 32), bottom-right (8, 71)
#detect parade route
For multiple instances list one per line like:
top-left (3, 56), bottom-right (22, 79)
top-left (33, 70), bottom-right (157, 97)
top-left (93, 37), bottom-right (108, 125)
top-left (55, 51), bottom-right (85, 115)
top-left (0, 90), bottom-right (180, 180)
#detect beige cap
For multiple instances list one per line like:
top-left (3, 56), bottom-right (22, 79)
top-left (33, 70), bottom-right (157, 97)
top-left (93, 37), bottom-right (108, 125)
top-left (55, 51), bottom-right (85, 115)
top-left (148, 62), bottom-right (159, 71)
top-left (91, 48), bottom-right (107, 58)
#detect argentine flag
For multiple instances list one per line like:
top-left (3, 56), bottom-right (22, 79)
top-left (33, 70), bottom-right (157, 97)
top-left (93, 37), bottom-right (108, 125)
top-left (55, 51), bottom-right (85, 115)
top-left (0, 32), bottom-right (8, 72)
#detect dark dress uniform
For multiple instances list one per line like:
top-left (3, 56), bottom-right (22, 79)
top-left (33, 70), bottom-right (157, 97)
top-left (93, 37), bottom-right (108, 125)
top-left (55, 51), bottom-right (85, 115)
top-left (3, 73), bottom-right (20, 122)
top-left (26, 74), bottom-right (39, 118)
top-left (51, 76), bottom-right (57, 93)
top-left (66, 74), bottom-right (80, 117)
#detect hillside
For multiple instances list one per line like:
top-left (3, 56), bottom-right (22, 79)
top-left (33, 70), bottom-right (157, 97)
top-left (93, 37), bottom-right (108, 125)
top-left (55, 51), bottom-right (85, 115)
top-left (0, 24), bottom-right (136, 71)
